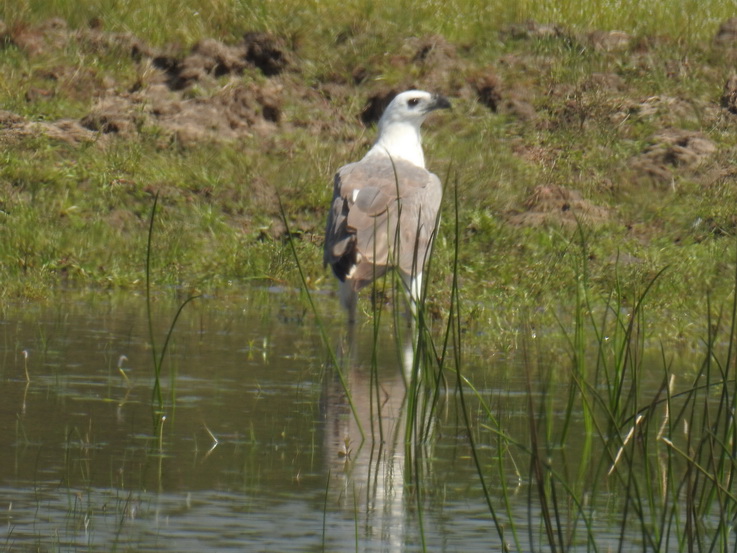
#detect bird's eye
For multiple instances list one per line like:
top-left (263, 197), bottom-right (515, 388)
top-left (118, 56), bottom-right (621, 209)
top-left (407, 98), bottom-right (420, 107)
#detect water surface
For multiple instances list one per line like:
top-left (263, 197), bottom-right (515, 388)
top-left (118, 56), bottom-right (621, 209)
top-left (0, 289), bottom-right (680, 552)
top-left (1, 290), bottom-right (494, 552)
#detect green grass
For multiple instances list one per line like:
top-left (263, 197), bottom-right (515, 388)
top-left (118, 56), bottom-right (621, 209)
top-left (3, 0), bottom-right (732, 46)
top-left (1, 0), bottom-right (737, 353)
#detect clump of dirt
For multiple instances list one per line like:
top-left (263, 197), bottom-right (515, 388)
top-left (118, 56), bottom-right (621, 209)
top-left (77, 27), bottom-right (156, 60)
top-left (158, 82), bottom-right (282, 143)
top-left (472, 71), bottom-right (502, 111)
top-left (2, 17), bottom-right (69, 56)
top-left (0, 111), bottom-right (27, 127)
top-left (0, 19), bottom-right (288, 145)
top-left (539, 69), bottom-right (633, 132)
top-left (358, 34), bottom-right (464, 119)
top-left (0, 109), bottom-right (99, 144)
top-left (1, 76), bottom-right (281, 146)
top-left (243, 31), bottom-right (290, 76)
top-left (582, 72), bottom-right (626, 92)
top-left (152, 40), bottom-right (246, 90)
top-left (404, 34), bottom-right (460, 88)
top-left (501, 20), bottom-right (566, 41)
top-left (586, 30), bottom-right (631, 51)
top-left (81, 94), bottom-right (143, 137)
top-left (4, 16), bottom-right (149, 62)
top-left (508, 184), bottom-right (610, 227)
top-left (105, 207), bottom-right (142, 232)
top-left (3, 17), bottom-right (291, 79)
top-left (471, 69), bottom-right (537, 121)
top-left (501, 21), bottom-right (632, 56)
top-left (721, 74), bottom-right (737, 114)
top-left (715, 18), bottom-right (737, 46)
top-left (548, 91), bottom-right (621, 132)
top-left (612, 95), bottom-right (718, 127)
top-left (360, 90), bottom-right (399, 126)
top-left (80, 80), bottom-right (282, 145)
top-left (33, 65), bottom-right (113, 103)
top-left (630, 129), bottom-right (716, 185)
top-left (154, 32), bottom-right (290, 90)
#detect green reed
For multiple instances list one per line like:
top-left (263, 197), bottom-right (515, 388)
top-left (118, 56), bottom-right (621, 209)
top-left (278, 193), bottom-right (365, 441)
top-left (144, 193), bottom-right (198, 429)
top-left (463, 227), bottom-right (737, 551)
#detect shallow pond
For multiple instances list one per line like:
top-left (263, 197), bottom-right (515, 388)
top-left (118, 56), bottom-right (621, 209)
top-left (0, 288), bottom-right (725, 552)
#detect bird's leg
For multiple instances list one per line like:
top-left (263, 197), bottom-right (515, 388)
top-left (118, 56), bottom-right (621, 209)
top-left (396, 273), bottom-right (423, 387)
top-left (399, 271), bottom-right (423, 326)
top-left (339, 279), bottom-right (358, 324)
top-left (399, 316), bottom-right (416, 383)
top-left (409, 272), bottom-right (423, 307)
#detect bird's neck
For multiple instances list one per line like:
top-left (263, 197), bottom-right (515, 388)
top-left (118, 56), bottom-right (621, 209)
top-left (365, 121), bottom-right (426, 168)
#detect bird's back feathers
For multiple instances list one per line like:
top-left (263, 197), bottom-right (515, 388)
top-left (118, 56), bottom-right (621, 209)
top-left (324, 157), bottom-right (442, 291)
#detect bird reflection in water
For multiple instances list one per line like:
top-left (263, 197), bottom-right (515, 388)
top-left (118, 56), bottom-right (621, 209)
top-left (321, 321), bottom-right (438, 550)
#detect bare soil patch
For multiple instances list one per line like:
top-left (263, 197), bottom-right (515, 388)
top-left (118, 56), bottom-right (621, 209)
top-left (0, 109), bottom-right (99, 144)
top-left (614, 95), bottom-right (719, 127)
top-left (630, 129), bottom-right (716, 185)
top-left (715, 17), bottom-right (737, 46)
top-left (721, 74), bottom-right (737, 114)
top-left (471, 69), bottom-right (537, 121)
top-left (508, 185), bottom-right (610, 228)
top-left (0, 19), bottom-right (289, 145)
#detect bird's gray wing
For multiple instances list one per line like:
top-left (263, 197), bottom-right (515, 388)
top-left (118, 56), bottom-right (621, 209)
top-left (392, 170), bottom-right (442, 279)
top-left (324, 157), bottom-right (442, 289)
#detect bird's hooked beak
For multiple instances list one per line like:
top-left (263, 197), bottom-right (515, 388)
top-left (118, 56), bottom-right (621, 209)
top-left (426, 93), bottom-right (452, 113)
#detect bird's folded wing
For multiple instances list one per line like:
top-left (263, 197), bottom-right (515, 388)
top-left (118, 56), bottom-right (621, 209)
top-left (324, 157), bottom-right (442, 284)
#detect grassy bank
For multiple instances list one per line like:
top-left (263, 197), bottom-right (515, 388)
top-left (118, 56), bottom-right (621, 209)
top-left (1, 1), bottom-right (737, 347)
top-left (4, 0), bottom-right (733, 47)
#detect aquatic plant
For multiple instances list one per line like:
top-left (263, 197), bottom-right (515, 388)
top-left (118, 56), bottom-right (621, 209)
top-left (462, 232), bottom-right (737, 551)
top-left (144, 193), bottom-right (198, 426)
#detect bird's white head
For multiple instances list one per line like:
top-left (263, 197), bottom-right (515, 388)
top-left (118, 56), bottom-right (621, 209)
top-left (366, 90), bottom-right (451, 168)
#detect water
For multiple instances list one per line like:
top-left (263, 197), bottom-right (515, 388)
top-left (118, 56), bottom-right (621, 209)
top-left (1, 289), bottom-right (504, 552)
top-left (0, 289), bottom-right (719, 552)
